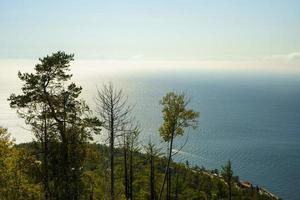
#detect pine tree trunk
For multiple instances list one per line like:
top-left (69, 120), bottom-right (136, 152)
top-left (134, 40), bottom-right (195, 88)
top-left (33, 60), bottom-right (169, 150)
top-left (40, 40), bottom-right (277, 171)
top-left (43, 113), bottom-right (50, 200)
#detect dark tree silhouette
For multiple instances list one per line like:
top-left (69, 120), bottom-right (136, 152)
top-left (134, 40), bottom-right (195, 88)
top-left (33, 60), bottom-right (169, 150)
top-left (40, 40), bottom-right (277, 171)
top-left (96, 83), bottom-right (132, 200)
top-left (144, 141), bottom-right (162, 200)
top-left (9, 52), bottom-right (101, 199)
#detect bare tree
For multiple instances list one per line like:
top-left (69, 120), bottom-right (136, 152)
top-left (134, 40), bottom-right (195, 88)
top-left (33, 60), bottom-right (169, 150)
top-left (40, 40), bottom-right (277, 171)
top-left (127, 123), bottom-right (140, 200)
top-left (119, 119), bottom-right (140, 200)
top-left (122, 128), bottom-right (130, 200)
top-left (96, 83), bottom-right (132, 200)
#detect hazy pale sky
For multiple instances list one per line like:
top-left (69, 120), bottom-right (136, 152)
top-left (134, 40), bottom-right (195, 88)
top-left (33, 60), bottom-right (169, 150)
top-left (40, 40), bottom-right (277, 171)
top-left (1, 0), bottom-right (300, 62)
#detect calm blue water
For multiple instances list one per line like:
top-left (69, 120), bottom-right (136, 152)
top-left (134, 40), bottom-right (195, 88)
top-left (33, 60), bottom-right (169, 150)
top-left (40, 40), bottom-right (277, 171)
top-left (1, 65), bottom-right (300, 199)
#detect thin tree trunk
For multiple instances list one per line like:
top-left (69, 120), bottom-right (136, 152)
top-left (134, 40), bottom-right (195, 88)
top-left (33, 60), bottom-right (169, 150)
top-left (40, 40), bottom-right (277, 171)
top-left (167, 168), bottom-right (171, 200)
top-left (62, 100), bottom-right (71, 200)
top-left (43, 111), bottom-right (50, 200)
top-left (174, 169), bottom-right (179, 200)
top-left (166, 170), bottom-right (169, 200)
top-left (96, 83), bottom-right (133, 200)
top-left (229, 181), bottom-right (232, 200)
top-left (159, 131), bottom-right (174, 200)
top-left (129, 148), bottom-right (133, 200)
top-left (110, 129), bottom-right (114, 200)
top-left (124, 137), bottom-right (129, 199)
top-left (166, 168), bottom-right (172, 200)
top-left (150, 155), bottom-right (155, 200)
top-left (110, 108), bottom-right (115, 200)
top-left (62, 134), bottom-right (70, 199)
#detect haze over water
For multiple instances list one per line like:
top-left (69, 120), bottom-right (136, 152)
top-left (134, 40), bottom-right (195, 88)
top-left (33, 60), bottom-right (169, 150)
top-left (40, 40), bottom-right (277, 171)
top-left (1, 60), bottom-right (300, 199)
top-left (1, 0), bottom-right (300, 199)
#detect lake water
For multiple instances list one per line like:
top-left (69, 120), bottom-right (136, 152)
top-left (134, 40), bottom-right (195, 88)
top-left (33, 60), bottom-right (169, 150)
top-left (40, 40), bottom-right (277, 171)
top-left (1, 60), bottom-right (300, 199)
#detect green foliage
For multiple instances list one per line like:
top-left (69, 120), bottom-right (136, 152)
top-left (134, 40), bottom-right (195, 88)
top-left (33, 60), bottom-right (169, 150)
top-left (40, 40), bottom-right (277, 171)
top-left (0, 127), bottom-right (42, 199)
top-left (8, 51), bottom-right (101, 199)
top-left (159, 92), bottom-right (199, 142)
top-left (158, 92), bottom-right (199, 200)
top-left (221, 160), bottom-right (234, 200)
top-left (3, 52), bottom-right (279, 200)
top-left (221, 160), bottom-right (233, 184)
top-left (5, 139), bottom-right (279, 200)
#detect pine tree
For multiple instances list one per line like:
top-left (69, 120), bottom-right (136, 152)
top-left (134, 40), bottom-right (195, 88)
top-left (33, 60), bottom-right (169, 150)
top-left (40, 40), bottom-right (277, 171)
top-left (9, 52), bottom-right (101, 199)
top-left (221, 160), bottom-right (233, 200)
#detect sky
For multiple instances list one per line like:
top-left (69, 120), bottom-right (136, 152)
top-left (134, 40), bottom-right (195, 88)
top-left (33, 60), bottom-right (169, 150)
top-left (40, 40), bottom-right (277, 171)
top-left (0, 0), bottom-right (300, 66)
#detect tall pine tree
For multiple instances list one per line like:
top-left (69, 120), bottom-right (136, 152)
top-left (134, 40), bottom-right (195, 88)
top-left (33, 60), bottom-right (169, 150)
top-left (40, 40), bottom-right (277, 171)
top-left (9, 52), bottom-right (101, 199)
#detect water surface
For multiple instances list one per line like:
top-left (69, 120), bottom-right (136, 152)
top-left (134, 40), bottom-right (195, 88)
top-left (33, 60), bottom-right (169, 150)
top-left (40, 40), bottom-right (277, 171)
top-left (1, 61), bottom-right (300, 199)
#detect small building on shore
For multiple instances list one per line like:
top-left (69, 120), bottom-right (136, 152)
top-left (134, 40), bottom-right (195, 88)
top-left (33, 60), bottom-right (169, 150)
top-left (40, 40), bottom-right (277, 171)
top-left (239, 181), bottom-right (253, 188)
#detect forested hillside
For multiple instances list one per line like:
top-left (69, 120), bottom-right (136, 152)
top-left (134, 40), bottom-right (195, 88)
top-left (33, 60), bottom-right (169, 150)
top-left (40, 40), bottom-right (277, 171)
top-left (0, 52), bottom-right (280, 200)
